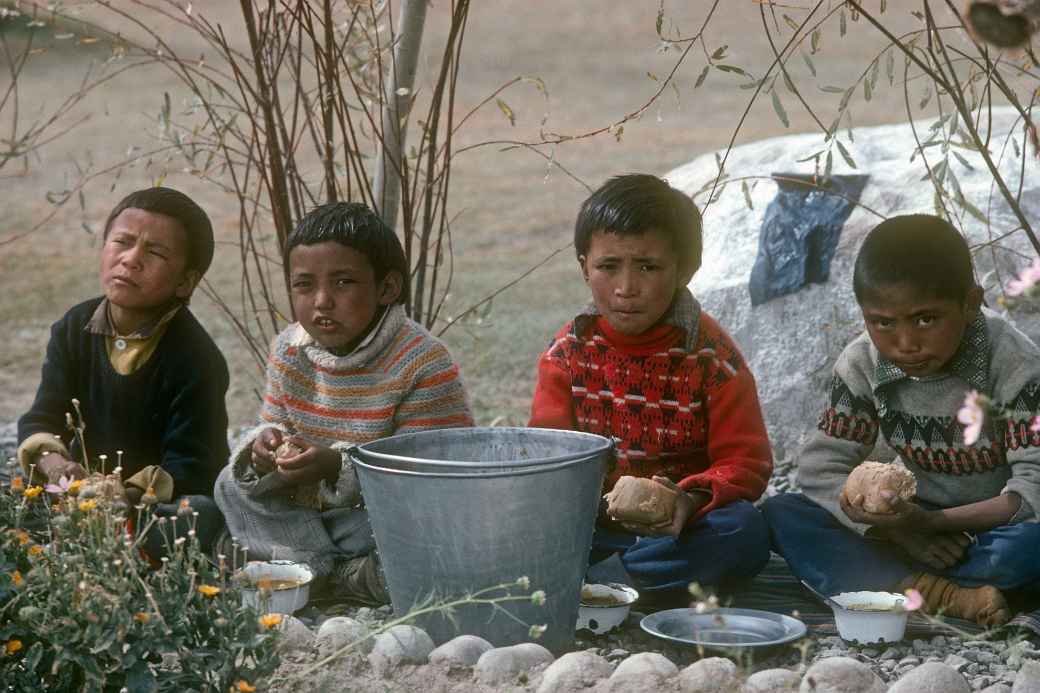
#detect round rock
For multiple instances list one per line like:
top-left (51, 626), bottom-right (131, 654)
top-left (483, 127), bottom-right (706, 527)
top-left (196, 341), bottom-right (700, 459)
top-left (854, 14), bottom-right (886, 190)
top-left (429, 634), bottom-right (494, 668)
top-left (678, 657), bottom-right (741, 693)
top-left (888, 662), bottom-right (970, 693)
top-left (800, 657), bottom-right (885, 693)
top-left (316, 616), bottom-right (372, 657)
top-left (474, 642), bottom-right (555, 685)
top-left (744, 668), bottom-right (802, 692)
top-left (594, 674), bottom-right (669, 693)
top-left (611, 652), bottom-right (678, 680)
top-left (1014, 660), bottom-right (1040, 693)
top-left (275, 614), bottom-right (315, 653)
top-left (537, 650), bottom-right (613, 693)
top-left (367, 624), bottom-right (435, 676)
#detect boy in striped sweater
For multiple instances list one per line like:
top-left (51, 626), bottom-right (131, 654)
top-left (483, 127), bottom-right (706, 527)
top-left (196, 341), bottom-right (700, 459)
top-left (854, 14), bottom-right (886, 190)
top-left (529, 174), bottom-right (773, 604)
top-left (215, 202), bottom-right (473, 605)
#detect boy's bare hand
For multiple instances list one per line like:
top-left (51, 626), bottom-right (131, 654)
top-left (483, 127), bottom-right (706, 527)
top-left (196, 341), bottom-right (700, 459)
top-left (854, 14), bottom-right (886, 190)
top-left (38, 453), bottom-right (86, 484)
top-left (879, 528), bottom-right (971, 570)
top-left (251, 428), bottom-right (284, 470)
top-left (840, 487), bottom-right (931, 529)
top-left (273, 436), bottom-right (341, 486)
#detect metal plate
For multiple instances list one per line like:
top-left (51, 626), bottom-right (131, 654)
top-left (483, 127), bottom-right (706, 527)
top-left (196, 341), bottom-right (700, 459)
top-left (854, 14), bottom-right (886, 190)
top-left (640, 608), bottom-right (808, 649)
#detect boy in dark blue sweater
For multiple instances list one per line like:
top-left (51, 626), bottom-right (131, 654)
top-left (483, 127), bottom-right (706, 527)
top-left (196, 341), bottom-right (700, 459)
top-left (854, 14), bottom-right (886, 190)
top-left (17, 187), bottom-right (229, 556)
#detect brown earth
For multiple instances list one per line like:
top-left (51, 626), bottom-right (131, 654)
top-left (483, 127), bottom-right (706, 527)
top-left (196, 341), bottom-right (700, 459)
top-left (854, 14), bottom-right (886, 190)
top-left (0, 2), bottom-right (935, 432)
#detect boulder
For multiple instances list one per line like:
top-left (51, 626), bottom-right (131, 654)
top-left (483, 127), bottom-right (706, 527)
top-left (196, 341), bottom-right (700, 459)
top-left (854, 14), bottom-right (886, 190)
top-left (677, 656), bottom-right (741, 692)
top-left (799, 657), bottom-right (886, 692)
top-left (474, 642), bottom-right (555, 685)
top-left (429, 634), bottom-right (494, 668)
top-left (316, 616), bottom-right (372, 657)
top-left (888, 662), bottom-right (971, 693)
top-left (611, 652), bottom-right (678, 679)
top-left (743, 668), bottom-right (801, 692)
top-left (1013, 660), bottom-right (1040, 692)
top-left (667, 107), bottom-right (1040, 459)
top-left (537, 650), bottom-right (613, 693)
top-left (275, 615), bottom-right (315, 653)
top-left (367, 624), bottom-right (435, 676)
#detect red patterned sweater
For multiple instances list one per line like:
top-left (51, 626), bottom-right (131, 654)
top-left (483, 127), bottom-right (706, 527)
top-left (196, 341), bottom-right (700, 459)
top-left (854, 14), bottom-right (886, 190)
top-left (529, 291), bottom-right (772, 523)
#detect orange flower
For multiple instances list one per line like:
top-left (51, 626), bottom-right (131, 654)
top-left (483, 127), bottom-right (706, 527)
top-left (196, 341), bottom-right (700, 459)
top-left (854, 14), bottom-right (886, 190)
top-left (10, 477), bottom-right (24, 493)
top-left (11, 530), bottom-right (29, 546)
top-left (197, 584), bottom-right (220, 597)
top-left (133, 612), bottom-right (151, 624)
top-left (77, 499), bottom-right (98, 512)
top-left (23, 486), bottom-right (43, 499)
top-left (4, 640), bottom-right (22, 655)
top-left (235, 681), bottom-right (256, 692)
top-left (67, 479), bottom-right (83, 496)
top-left (11, 571), bottom-right (23, 587)
top-left (28, 545), bottom-right (44, 557)
top-left (259, 613), bottom-right (283, 628)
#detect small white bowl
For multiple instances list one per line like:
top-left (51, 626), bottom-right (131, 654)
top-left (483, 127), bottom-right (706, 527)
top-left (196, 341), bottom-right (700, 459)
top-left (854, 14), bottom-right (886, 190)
top-left (830, 591), bottom-right (909, 644)
top-left (236, 560), bottom-right (314, 615)
top-left (576, 583), bottom-right (639, 635)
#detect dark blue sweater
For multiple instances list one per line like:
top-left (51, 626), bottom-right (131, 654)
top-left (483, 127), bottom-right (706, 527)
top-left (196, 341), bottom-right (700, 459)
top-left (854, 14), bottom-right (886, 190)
top-left (18, 297), bottom-right (230, 497)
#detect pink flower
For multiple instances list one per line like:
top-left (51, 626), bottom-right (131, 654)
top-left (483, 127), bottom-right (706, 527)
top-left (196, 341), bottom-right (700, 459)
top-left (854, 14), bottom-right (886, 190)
top-left (44, 475), bottom-right (75, 495)
top-left (902, 588), bottom-right (923, 611)
top-left (1031, 416), bottom-right (1040, 434)
top-left (957, 390), bottom-right (986, 446)
top-left (1006, 258), bottom-right (1040, 297)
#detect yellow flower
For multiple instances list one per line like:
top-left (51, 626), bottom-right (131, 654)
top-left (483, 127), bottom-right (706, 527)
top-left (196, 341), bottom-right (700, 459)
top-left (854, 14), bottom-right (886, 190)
top-left (11, 530), bottom-right (29, 546)
top-left (4, 640), bottom-right (22, 655)
top-left (67, 480), bottom-right (83, 496)
top-left (23, 486), bottom-right (43, 499)
top-left (259, 613), bottom-right (283, 629)
top-left (11, 571), bottom-right (23, 587)
top-left (28, 545), bottom-right (44, 557)
top-left (10, 477), bottom-right (24, 493)
top-left (197, 584), bottom-right (220, 598)
top-left (133, 612), bottom-right (151, 624)
top-left (77, 499), bottom-right (98, 512)
top-left (235, 681), bottom-right (256, 692)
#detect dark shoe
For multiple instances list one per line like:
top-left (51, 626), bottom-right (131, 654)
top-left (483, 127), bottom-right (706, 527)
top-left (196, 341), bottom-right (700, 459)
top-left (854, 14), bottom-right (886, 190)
top-left (330, 552), bottom-right (390, 606)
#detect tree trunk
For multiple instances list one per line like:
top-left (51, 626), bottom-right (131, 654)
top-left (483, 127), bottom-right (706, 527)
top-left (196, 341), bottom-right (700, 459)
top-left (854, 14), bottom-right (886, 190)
top-left (373, 0), bottom-right (428, 232)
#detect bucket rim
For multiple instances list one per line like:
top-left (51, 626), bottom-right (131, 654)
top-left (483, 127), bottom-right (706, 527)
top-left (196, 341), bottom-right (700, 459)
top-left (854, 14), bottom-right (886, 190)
top-left (352, 426), bottom-right (614, 470)
top-left (353, 452), bottom-right (606, 479)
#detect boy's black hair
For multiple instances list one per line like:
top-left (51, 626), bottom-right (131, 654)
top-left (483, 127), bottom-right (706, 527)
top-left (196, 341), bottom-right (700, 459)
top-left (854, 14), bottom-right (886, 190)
top-left (286, 201), bottom-right (410, 304)
top-left (574, 174), bottom-right (702, 277)
top-left (853, 214), bottom-right (976, 305)
top-left (103, 187), bottom-right (215, 276)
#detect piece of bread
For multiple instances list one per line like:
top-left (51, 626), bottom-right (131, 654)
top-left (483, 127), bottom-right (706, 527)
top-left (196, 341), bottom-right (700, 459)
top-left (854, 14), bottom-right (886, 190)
top-left (275, 440), bottom-right (305, 460)
top-left (843, 461), bottom-right (917, 514)
top-left (604, 475), bottom-right (678, 526)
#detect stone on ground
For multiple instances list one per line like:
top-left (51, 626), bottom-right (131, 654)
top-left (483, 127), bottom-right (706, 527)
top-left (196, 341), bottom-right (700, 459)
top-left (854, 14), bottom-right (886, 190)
top-left (887, 662), bottom-right (971, 693)
top-left (1013, 660), bottom-right (1040, 693)
top-left (275, 614), bottom-right (315, 653)
top-left (611, 651), bottom-right (678, 679)
top-left (677, 657), bottom-right (741, 693)
top-left (474, 642), bottom-right (554, 685)
top-left (367, 624), bottom-right (435, 676)
top-left (743, 668), bottom-right (802, 692)
top-left (799, 657), bottom-right (885, 693)
top-left (593, 673), bottom-right (675, 693)
top-left (429, 634), bottom-right (494, 668)
top-left (980, 685), bottom-right (1013, 693)
top-left (537, 650), bottom-right (613, 693)
top-left (316, 616), bottom-right (372, 657)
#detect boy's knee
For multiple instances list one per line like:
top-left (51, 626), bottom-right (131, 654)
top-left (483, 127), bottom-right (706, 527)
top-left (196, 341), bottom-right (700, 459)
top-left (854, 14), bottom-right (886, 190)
top-left (979, 523), bottom-right (1040, 589)
top-left (708, 501), bottom-right (770, 574)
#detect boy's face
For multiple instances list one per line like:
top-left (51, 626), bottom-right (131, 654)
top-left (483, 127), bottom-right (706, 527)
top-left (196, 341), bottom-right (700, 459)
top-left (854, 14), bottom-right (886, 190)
top-left (288, 241), bottom-right (401, 352)
top-left (100, 208), bottom-right (197, 321)
top-left (580, 228), bottom-right (682, 336)
top-left (860, 282), bottom-right (983, 378)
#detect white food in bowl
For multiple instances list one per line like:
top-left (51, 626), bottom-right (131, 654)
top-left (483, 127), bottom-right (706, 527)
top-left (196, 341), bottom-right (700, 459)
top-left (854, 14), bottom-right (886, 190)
top-left (576, 583), bottom-right (639, 635)
top-left (830, 591), bottom-right (909, 644)
top-left (236, 560), bottom-right (314, 615)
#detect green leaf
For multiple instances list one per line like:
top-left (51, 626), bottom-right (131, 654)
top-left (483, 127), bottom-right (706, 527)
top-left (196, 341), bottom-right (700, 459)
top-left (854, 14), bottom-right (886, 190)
top-left (711, 45), bottom-right (728, 59)
top-left (835, 139), bottom-right (857, 169)
top-left (496, 98), bottom-right (516, 126)
top-left (952, 150), bottom-right (974, 170)
top-left (919, 85), bottom-right (932, 110)
top-left (886, 49), bottom-right (894, 86)
top-left (933, 189), bottom-right (946, 218)
top-left (715, 64), bottom-right (747, 75)
top-left (840, 8), bottom-right (847, 36)
top-left (783, 14), bottom-right (800, 32)
top-left (801, 50), bottom-right (816, 77)
top-left (771, 90), bottom-right (790, 128)
top-left (958, 194), bottom-right (988, 224)
top-left (647, 71), bottom-right (659, 81)
top-left (820, 85), bottom-right (846, 94)
top-left (126, 660), bottom-right (158, 693)
top-left (864, 75), bottom-right (872, 101)
top-left (839, 86), bottom-right (855, 112)
top-left (824, 150), bottom-right (834, 178)
top-left (695, 65), bottom-right (709, 88)
top-left (811, 29), bottom-right (821, 53)
top-left (783, 71), bottom-right (797, 95)
top-left (741, 180), bottom-right (754, 210)
top-left (655, 2), bottom-right (664, 36)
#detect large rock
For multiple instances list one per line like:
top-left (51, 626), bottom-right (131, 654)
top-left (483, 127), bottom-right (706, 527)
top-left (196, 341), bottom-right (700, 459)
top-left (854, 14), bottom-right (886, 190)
top-left (743, 668), bottom-right (801, 692)
top-left (611, 652), bottom-right (678, 679)
top-left (316, 616), bottom-right (372, 657)
top-left (1013, 660), bottom-right (1040, 693)
top-left (367, 624), bottom-right (435, 676)
top-left (888, 662), bottom-right (971, 693)
top-left (429, 634), bottom-right (494, 668)
top-left (667, 107), bottom-right (1040, 459)
top-left (537, 650), bottom-right (613, 693)
top-left (474, 642), bottom-right (555, 685)
top-left (799, 657), bottom-right (886, 693)
top-left (275, 614), bottom-right (315, 654)
top-left (677, 657), bottom-right (741, 693)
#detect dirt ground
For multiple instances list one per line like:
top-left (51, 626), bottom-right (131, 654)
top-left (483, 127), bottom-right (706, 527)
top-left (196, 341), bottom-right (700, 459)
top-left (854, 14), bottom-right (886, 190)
top-left (0, 1), bottom-right (930, 431)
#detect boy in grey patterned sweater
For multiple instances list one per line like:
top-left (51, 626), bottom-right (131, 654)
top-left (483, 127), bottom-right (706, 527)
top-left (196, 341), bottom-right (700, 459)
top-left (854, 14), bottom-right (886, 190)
top-left (764, 214), bottom-right (1040, 627)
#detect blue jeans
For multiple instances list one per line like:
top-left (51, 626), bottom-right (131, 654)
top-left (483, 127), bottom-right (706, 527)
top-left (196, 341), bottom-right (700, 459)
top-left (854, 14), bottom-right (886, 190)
top-left (589, 500), bottom-right (771, 593)
top-left (762, 493), bottom-right (1040, 596)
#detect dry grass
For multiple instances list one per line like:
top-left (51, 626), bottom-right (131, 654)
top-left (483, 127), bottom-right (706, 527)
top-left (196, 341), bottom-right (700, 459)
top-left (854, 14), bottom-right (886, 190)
top-left (1, 2), bottom-right (929, 430)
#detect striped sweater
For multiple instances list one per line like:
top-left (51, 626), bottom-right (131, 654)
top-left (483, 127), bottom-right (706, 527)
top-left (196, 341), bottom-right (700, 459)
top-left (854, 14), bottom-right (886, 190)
top-left (228, 304), bottom-right (473, 507)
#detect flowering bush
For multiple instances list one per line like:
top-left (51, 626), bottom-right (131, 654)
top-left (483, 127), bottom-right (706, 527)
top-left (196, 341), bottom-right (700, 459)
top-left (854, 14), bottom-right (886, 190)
top-left (0, 461), bottom-right (280, 692)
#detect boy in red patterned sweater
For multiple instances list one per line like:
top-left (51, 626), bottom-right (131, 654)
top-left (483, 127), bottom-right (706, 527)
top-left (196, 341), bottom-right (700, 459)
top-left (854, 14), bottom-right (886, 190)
top-left (529, 174), bottom-right (773, 602)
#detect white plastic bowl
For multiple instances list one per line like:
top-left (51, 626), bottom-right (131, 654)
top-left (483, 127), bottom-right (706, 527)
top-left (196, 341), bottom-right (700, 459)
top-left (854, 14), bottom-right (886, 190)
top-left (830, 591), bottom-right (909, 644)
top-left (236, 560), bottom-right (314, 615)
top-left (576, 583), bottom-right (639, 635)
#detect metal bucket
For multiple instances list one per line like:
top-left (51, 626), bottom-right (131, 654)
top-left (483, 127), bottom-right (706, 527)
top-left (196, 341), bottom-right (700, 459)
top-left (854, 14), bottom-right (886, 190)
top-left (352, 427), bottom-right (611, 653)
